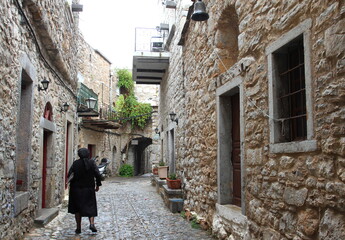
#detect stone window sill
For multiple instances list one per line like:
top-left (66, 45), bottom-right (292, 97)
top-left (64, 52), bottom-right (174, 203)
top-left (270, 140), bottom-right (317, 153)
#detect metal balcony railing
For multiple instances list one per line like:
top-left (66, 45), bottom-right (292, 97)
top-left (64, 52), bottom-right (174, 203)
top-left (77, 82), bottom-right (99, 112)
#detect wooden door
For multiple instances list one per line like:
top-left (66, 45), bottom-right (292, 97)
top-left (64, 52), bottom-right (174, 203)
top-left (231, 93), bottom-right (241, 207)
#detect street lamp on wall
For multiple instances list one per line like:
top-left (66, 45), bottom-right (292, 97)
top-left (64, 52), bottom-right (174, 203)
top-left (59, 102), bottom-right (70, 112)
top-left (86, 97), bottom-right (97, 109)
top-left (169, 112), bottom-right (178, 125)
top-left (155, 127), bottom-right (160, 136)
top-left (153, 127), bottom-right (161, 141)
top-left (38, 79), bottom-right (50, 91)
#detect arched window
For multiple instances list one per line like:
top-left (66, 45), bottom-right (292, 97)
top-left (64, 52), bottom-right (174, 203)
top-left (215, 5), bottom-right (239, 72)
top-left (43, 102), bottom-right (53, 121)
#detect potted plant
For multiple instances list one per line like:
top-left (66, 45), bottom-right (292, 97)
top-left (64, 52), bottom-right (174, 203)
top-left (152, 164), bottom-right (158, 175)
top-left (158, 160), bottom-right (168, 179)
top-left (166, 173), bottom-right (181, 189)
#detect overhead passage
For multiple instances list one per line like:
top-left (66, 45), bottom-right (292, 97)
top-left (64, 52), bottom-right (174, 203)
top-left (133, 52), bottom-right (170, 84)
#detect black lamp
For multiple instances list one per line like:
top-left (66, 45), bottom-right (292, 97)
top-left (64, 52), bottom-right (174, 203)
top-left (169, 112), bottom-right (178, 125)
top-left (155, 127), bottom-right (160, 136)
top-left (60, 102), bottom-right (69, 112)
top-left (38, 79), bottom-right (49, 91)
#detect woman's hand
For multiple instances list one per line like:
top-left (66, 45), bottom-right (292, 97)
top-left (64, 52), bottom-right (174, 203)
top-left (95, 186), bottom-right (99, 192)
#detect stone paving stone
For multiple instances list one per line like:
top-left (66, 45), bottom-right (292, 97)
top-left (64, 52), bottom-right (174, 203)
top-left (23, 176), bottom-right (215, 240)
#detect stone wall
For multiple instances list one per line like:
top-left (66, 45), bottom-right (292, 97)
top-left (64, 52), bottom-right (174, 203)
top-left (76, 36), bottom-right (160, 175)
top-left (0, 0), bottom-right (80, 239)
top-left (160, 0), bottom-right (345, 239)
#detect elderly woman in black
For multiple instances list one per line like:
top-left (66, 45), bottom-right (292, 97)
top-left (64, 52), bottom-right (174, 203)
top-left (68, 148), bottom-right (102, 234)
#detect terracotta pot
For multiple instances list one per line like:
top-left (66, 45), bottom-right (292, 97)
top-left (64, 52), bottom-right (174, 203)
top-left (158, 166), bottom-right (168, 179)
top-left (152, 167), bottom-right (158, 175)
top-left (166, 178), bottom-right (181, 189)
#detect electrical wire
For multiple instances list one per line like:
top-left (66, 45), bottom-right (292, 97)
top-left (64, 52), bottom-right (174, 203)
top-left (213, 50), bottom-right (279, 122)
top-left (14, 0), bottom-right (77, 99)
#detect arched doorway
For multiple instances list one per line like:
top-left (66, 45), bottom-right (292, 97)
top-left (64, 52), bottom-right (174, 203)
top-left (122, 137), bottom-right (153, 176)
top-left (41, 103), bottom-right (54, 208)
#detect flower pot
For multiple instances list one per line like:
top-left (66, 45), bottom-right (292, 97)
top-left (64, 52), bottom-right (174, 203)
top-left (152, 167), bottom-right (158, 175)
top-left (166, 178), bottom-right (181, 189)
top-left (158, 166), bottom-right (168, 179)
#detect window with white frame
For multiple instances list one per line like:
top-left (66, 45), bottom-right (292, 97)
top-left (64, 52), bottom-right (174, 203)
top-left (267, 19), bottom-right (317, 153)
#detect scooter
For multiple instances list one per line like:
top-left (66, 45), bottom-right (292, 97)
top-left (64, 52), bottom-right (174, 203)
top-left (97, 158), bottom-right (110, 178)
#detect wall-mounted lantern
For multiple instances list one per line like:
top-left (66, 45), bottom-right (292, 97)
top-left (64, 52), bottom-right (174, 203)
top-left (59, 102), bottom-right (69, 112)
top-left (153, 127), bottom-right (161, 140)
top-left (169, 112), bottom-right (178, 125)
top-left (86, 97), bottom-right (97, 109)
top-left (38, 79), bottom-right (49, 91)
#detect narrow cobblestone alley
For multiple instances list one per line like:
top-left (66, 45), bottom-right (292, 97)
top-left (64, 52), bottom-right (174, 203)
top-left (23, 176), bottom-right (214, 240)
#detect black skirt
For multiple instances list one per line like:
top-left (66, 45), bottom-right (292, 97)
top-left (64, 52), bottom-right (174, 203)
top-left (68, 186), bottom-right (98, 217)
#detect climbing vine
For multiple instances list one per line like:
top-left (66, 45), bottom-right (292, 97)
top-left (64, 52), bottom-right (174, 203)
top-left (113, 69), bottom-right (152, 129)
top-left (116, 68), bottom-right (134, 91)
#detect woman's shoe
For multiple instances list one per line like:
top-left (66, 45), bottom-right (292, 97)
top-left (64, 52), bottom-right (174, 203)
top-left (89, 224), bottom-right (97, 232)
top-left (75, 229), bottom-right (81, 234)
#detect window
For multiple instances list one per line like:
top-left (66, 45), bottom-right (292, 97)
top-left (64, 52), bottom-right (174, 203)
top-left (267, 19), bottom-right (317, 153)
top-left (275, 36), bottom-right (306, 142)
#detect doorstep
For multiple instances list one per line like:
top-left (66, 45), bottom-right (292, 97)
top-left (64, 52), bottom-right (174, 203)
top-left (34, 208), bottom-right (59, 227)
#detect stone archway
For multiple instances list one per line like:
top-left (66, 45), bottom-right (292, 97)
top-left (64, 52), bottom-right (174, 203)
top-left (122, 137), bottom-right (153, 176)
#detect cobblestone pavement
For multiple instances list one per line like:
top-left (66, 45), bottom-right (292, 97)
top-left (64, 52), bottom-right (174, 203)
top-left (24, 176), bottom-right (215, 240)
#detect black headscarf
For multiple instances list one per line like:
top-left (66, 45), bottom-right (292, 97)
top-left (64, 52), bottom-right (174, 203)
top-left (78, 148), bottom-right (91, 170)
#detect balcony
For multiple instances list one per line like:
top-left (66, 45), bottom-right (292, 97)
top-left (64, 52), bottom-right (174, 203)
top-left (133, 27), bottom-right (170, 84)
top-left (77, 83), bottom-right (121, 129)
top-left (77, 82), bottom-right (99, 117)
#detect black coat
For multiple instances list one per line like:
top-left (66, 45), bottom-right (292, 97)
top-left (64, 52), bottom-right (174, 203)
top-left (67, 159), bottom-right (102, 217)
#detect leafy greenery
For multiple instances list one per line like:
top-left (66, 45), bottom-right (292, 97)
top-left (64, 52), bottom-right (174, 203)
top-left (113, 69), bottom-right (152, 129)
top-left (159, 160), bottom-right (166, 166)
top-left (116, 68), bottom-right (134, 91)
top-left (168, 173), bottom-right (177, 180)
top-left (191, 218), bottom-right (201, 229)
top-left (119, 164), bottom-right (134, 177)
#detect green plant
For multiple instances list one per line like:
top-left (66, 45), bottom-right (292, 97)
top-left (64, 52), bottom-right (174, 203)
top-left (112, 69), bottom-right (152, 129)
top-left (116, 69), bottom-right (134, 91)
top-left (168, 173), bottom-right (177, 180)
top-left (191, 218), bottom-right (201, 229)
top-left (159, 160), bottom-right (166, 166)
top-left (119, 164), bottom-right (134, 177)
top-left (180, 211), bottom-right (186, 218)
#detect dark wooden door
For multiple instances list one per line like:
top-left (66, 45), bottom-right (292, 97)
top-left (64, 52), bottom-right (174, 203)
top-left (42, 131), bottom-right (48, 208)
top-left (231, 93), bottom-right (241, 207)
top-left (88, 144), bottom-right (93, 158)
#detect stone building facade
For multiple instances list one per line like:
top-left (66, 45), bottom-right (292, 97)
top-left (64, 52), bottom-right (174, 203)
top-left (0, 0), bottom-right (81, 239)
top-left (76, 35), bottom-right (160, 175)
top-left (157, 0), bottom-right (345, 239)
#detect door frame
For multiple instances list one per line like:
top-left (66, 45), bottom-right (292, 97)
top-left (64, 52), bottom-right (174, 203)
top-left (216, 76), bottom-right (245, 213)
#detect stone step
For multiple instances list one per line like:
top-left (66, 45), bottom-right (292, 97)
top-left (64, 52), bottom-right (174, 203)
top-left (34, 208), bottom-right (59, 227)
top-left (169, 198), bottom-right (184, 213)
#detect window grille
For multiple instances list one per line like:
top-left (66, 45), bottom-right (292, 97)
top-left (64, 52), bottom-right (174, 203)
top-left (277, 37), bottom-right (307, 142)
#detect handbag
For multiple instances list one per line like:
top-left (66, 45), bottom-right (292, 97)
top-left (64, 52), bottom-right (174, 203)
top-left (68, 172), bottom-right (74, 183)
